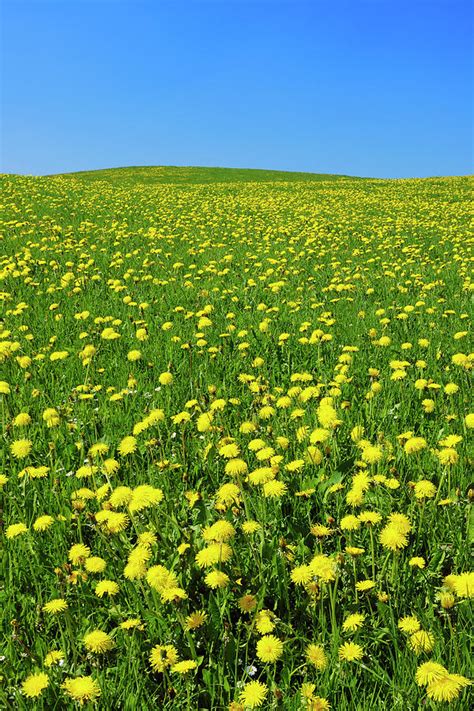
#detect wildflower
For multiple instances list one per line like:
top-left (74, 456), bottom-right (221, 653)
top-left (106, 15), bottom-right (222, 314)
top-left (358, 511), bottom-right (382, 525)
top-left (159, 371), bottom-right (173, 385)
top-left (44, 650), bottom-right (64, 667)
top-left (118, 436), bottom-right (137, 455)
top-left (438, 434), bottom-right (462, 448)
top-left (195, 542), bottom-right (233, 568)
top-left (415, 661), bottom-right (448, 685)
top-left (355, 580), bottom-right (376, 592)
top-left (452, 572), bottom-right (474, 598)
top-left (85, 556), bottom-right (106, 573)
top-left (101, 327), bottom-right (120, 340)
top-left (338, 642), bottom-right (364, 662)
top-left (311, 524), bottom-right (333, 537)
top-left (360, 445), bottom-right (383, 464)
top-left (83, 629), bottom-right (115, 653)
top-left (409, 557), bottom-right (426, 569)
top-left (379, 514), bottom-right (411, 552)
top-left (404, 437), bottom-right (427, 454)
top-left (6, 522), bottom-right (28, 539)
top-left (109, 486), bottom-right (133, 507)
top-left (33, 515), bottom-right (55, 531)
top-left (438, 591), bottom-right (455, 609)
top-left (138, 531), bottom-right (157, 547)
top-left (242, 521), bottom-right (261, 534)
top-left (197, 412), bottom-right (213, 432)
top-left (216, 483), bottom-right (240, 506)
top-left (308, 696), bottom-right (330, 711)
top-left (62, 676), bottom-right (101, 703)
top-left (340, 515), bottom-right (361, 531)
top-left (255, 610), bottom-right (275, 634)
top-left (408, 630), bottom-right (435, 654)
top-left (398, 616), bottom-right (420, 634)
top-left (204, 570), bottom-right (229, 589)
top-left (128, 484), bottom-right (163, 512)
top-left (291, 565), bottom-right (313, 585)
top-left (127, 349), bottom-right (141, 361)
top-left (103, 457), bottom-right (120, 474)
top-left (238, 594), bottom-right (257, 613)
top-left (185, 611), bottom-right (207, 629)
top-left (120, 618), bottom-right (142, 630)
top-left (149, 644), bottom-right (179, 672)
top-left (10, 438), bottom-right (32, 459)
top-left (42, 599), bottom-right (68, 614)
top-left (226, 458), bottom-right (248, 476)
top-left (342, 613), bottom-right (365, 632)
top-left (436, 448), bottom-right (458, 465)
top-left (14, 412), bottom-right (31, 426)
top-left (43, 407), bottom-right (60, 427)
top-left (95, 580), bottom-right (119, 597)
top-left (426, 673), bottom-right (471, 702)
top-left (239, 680), bottom-right (268, 708)
top-left (263, 480), bottom-right (287, 498)
top-left (68, 543), bottom-right (90, 564)
top-left (309, 554), bottom-right (337, 582)
top-left (305, 643), bottom-right (327, 670)
top-left (256, 634), bottom-right (283, 663)
top-left (171, 660), bottom-right (197, 673)
top-left (220, 442), bottom-right (240, 458)
top-left (346, 546), bottom-right (365, 556)
top-left (22, 672), bottom-right (49, 698)
top-left (414, 480), bottom-right (436, 499)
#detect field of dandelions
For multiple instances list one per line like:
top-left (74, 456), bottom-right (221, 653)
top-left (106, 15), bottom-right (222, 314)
top-left (1, 167), bottom-right (472, 710)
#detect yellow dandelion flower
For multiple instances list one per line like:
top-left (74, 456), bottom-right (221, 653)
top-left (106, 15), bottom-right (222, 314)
top-left (95, 580), bottom-right (119, 597)
top-left (68, 543), bottom-right (90, 564)
top-left (415, 661), bottom-right (448, 686)
top-left (62, 676), bottom-right (101, 703)
top-left (305, 643), bottom-right (327, 670)
top-left (185, 611), bottom-right (207, 629)
top-left (83, 629), bottom-right (115, 653)
top-left (44, 650), bottom-right (64, 667)
top-left (22, 672), bottom-right (49, 698)
top-left (204, 570), bottom-right (229, 589)
top-left (10, 438), bottom-right (32, 459)
top-left (118, 436), bottom-right (137, 456)
top-left (263, 480), bottom-right (287, 498)
top-left (6, 522), bottom-right (28, 539)
top-left (171, 660), bottom-right (197, 673)
top-left (42, 599), bottom-right (68, 614)
top-left (408, 630), bottom-right (435, 654)
top-left (256, 634), bottom-right (283, 663)
top-left (255, 610), bottom-right (275, 634)
top-left (338, 641), bottom-right (364, 662)
top-left (239, 680), bottom-right (268, 709)
top-left (342, 613), bottom-right (365, 632)
top-left (426, 673), bottom-right (471, 702)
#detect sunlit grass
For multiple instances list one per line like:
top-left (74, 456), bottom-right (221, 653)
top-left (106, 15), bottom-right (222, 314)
top-left (1, 167), bottom-right (472, 709)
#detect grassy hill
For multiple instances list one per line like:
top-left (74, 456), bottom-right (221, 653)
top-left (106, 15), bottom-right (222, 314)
top-left (1, 165), bottom-right (472, 710)
top-left (51, 165), bottom-right (360, 185)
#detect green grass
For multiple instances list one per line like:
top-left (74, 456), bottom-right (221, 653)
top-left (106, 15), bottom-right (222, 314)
top-left (0, 167), bottom-right (472, 710)
top-left (50, 165), bottom-right (360, 185)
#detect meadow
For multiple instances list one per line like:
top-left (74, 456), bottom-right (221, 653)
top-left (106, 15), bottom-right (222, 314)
top-left (1, 166), bottom-right (472, 710)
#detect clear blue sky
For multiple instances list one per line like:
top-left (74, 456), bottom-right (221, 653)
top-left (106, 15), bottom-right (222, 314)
top-left (1, 0), bottom-right (472, 178)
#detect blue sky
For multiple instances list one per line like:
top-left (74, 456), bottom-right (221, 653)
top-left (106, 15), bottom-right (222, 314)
top-left (1, 0), bottom-right (472, 177)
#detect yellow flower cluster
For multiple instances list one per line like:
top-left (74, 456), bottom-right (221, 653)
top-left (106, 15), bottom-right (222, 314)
top-left (2, 168), bottom-right (472, 708)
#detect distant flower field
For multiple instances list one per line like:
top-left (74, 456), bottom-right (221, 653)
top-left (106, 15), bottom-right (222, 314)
top-left (1, 168), bottom-right (472, 709)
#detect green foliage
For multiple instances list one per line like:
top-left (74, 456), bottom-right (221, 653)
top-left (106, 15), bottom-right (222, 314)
top-left (0, 168), bottom-right (472, 709)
